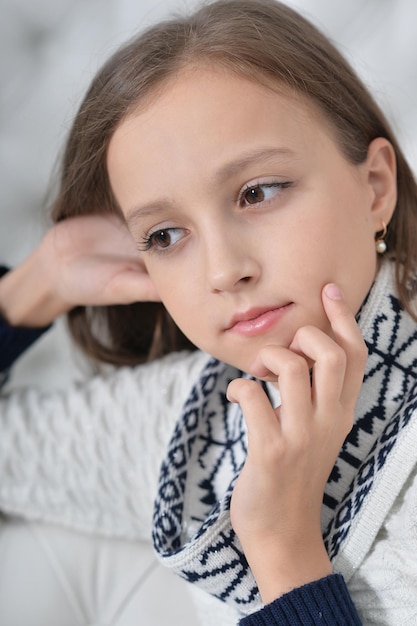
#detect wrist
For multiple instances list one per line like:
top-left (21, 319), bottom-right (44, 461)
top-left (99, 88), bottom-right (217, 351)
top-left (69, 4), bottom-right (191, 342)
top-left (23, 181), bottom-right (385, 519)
top-left (0, 250), bottom-right (68, 327)
top-left (244, 531), bottom-right (332, 605)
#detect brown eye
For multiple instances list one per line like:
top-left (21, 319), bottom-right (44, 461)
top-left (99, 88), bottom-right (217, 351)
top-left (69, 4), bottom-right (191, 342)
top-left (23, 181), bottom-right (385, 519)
top-left (146, 227), bottom-right (186, 251)
top-left (244, 186), bottom-right (265, 204)
top-left (240, 181), bottom-right (291, 208)
top-left (152, 230), bottom-right (172, 248)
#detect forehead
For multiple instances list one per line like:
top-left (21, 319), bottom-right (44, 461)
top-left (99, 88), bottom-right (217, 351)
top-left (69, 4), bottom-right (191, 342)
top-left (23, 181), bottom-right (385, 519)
top-left (109, 65), bottom-right (333, 155)
top-left (185, 66), bottom-right (321, 118)
top-left (106, 66), bottom-right (344, 218)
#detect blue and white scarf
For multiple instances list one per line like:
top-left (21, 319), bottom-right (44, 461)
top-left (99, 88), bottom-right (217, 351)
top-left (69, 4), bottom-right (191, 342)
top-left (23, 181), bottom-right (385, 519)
top-left (152, 260), bottom-right (417, 615)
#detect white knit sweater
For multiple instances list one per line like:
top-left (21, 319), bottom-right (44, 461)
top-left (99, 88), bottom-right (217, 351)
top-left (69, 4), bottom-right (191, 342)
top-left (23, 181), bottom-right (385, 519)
top-left (0, 349), bottom-right (210, 541)
top-left (0, 262), bottom-right (416, 625)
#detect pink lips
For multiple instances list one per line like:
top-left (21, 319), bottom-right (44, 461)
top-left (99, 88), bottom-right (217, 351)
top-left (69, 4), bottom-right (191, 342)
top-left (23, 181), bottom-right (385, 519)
top-left (227, 303), bottom-right (293, 337)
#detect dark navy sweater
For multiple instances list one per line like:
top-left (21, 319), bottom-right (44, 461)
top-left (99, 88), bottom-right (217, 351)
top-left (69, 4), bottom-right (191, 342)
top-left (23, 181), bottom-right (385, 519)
top-left (0, 266), bottom-right (51, 377)
top-left (240, 574), bottom-right (361, 625)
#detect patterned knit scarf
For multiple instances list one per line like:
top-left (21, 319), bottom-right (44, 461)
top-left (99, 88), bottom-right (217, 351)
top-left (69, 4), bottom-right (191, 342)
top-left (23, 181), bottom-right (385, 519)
top-left (152, 260), bottom-right (417, 616)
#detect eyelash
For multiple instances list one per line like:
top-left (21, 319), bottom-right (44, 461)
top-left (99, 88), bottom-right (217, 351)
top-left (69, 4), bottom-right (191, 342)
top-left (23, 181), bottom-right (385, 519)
top-left (138, 180), bottom-right (292, 253)
top-left (238, 180), bottom-right (292, 207)
top-left (137, 228), bottom-right (185, 253)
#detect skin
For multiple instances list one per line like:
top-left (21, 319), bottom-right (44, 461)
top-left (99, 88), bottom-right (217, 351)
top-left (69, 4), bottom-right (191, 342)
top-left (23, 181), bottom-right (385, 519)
top-left (107, 66), bottom-right (397, 602)
top-left (108, 67), bottom-right (396, 380)
top-left (0, 214), bottom-right (159, 327)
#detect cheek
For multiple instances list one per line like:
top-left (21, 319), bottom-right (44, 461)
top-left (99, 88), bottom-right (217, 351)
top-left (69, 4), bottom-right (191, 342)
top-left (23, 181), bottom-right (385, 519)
top-left (329, 215), bottom-right (377, 312)
top-left (151, 273), bottom-right (181, 307)
top-left (147, 264), bottom-right (201, 329)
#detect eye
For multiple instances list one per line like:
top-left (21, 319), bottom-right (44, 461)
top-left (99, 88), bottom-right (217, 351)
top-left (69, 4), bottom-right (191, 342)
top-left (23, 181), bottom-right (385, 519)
top-left (138, 227), bottom-right (186, 252)
top-left (240, 181), bottom-right (290, 207)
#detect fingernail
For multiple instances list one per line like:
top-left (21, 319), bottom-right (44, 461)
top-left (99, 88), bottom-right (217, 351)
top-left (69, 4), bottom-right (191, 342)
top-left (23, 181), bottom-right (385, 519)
top-left (325, 283), bottom-right (343, 300)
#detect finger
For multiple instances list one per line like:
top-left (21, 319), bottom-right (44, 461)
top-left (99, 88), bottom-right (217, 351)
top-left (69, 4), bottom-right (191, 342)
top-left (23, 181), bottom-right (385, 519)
top-left (227, 378), bottom-right (281, 452)
top-left (289, 325), bottom-right (346, 412)
top-left (110, 267), bottom-right (162, 303)
top-left (253, 346), bottom-right (312, 436)
top-left (322, 283), bottom-right (368, 408)
top-left (77, 258), bottom-right (162, 305)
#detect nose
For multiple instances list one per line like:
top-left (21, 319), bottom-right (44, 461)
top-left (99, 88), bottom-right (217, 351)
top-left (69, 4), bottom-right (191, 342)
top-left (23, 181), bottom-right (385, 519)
top-left (203, 227), bottom-right (261, 293)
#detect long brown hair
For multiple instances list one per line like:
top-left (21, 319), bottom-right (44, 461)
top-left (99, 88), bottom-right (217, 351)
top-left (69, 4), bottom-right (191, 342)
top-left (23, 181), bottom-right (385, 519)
top-left (51, 0), bottom-right (417, 365)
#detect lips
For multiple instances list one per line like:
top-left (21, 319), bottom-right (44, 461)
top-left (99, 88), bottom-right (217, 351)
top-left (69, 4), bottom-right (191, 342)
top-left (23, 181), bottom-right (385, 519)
top-left (226, 303), bottom-right (293, 337)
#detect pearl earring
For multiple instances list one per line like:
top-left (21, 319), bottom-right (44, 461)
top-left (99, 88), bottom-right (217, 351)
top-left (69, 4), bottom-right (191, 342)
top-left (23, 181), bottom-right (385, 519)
top-left (375, 222), bottom-right (387, 254)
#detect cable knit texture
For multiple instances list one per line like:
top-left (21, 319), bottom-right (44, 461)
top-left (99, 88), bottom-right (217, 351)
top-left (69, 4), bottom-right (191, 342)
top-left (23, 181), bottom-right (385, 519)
top-left (0, 350), bottom-right (209, 539)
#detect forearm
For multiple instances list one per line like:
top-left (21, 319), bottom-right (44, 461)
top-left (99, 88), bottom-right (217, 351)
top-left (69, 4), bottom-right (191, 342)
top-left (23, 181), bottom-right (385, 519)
top-left (0, 267), bottom-right (51, 373)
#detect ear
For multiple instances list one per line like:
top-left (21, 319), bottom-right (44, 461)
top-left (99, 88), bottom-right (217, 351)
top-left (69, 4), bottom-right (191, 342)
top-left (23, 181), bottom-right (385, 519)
top-left (364, 137), bottom-right (397, 232)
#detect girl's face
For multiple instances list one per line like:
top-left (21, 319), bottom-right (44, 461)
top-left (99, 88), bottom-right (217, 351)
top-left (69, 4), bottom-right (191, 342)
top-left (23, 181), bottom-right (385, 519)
top-left (108, 67), bottom-right (393, 379)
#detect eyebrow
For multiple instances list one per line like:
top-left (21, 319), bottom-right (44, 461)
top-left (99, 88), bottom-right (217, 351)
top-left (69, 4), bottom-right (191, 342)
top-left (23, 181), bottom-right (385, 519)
top-left (214, 146), bottom-right (297, 183)
top-left (126, 146), bottom-right (297, 227)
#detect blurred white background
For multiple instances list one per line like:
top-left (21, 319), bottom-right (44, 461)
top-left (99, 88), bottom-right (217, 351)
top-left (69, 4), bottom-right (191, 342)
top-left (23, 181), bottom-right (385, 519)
top-left (0, 1), bottom-right (416, 624)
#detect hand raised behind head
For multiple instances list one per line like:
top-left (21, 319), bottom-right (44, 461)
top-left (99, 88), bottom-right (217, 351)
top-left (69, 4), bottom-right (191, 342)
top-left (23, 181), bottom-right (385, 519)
top-left (0, 214), bottom-right (160, 327)
top-left (42, 214), bottom-right (160, 308)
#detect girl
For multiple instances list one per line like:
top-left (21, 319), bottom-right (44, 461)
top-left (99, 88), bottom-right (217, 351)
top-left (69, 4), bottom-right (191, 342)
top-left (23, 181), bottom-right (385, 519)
top-left (1, 0), bottom-right (417, 624)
